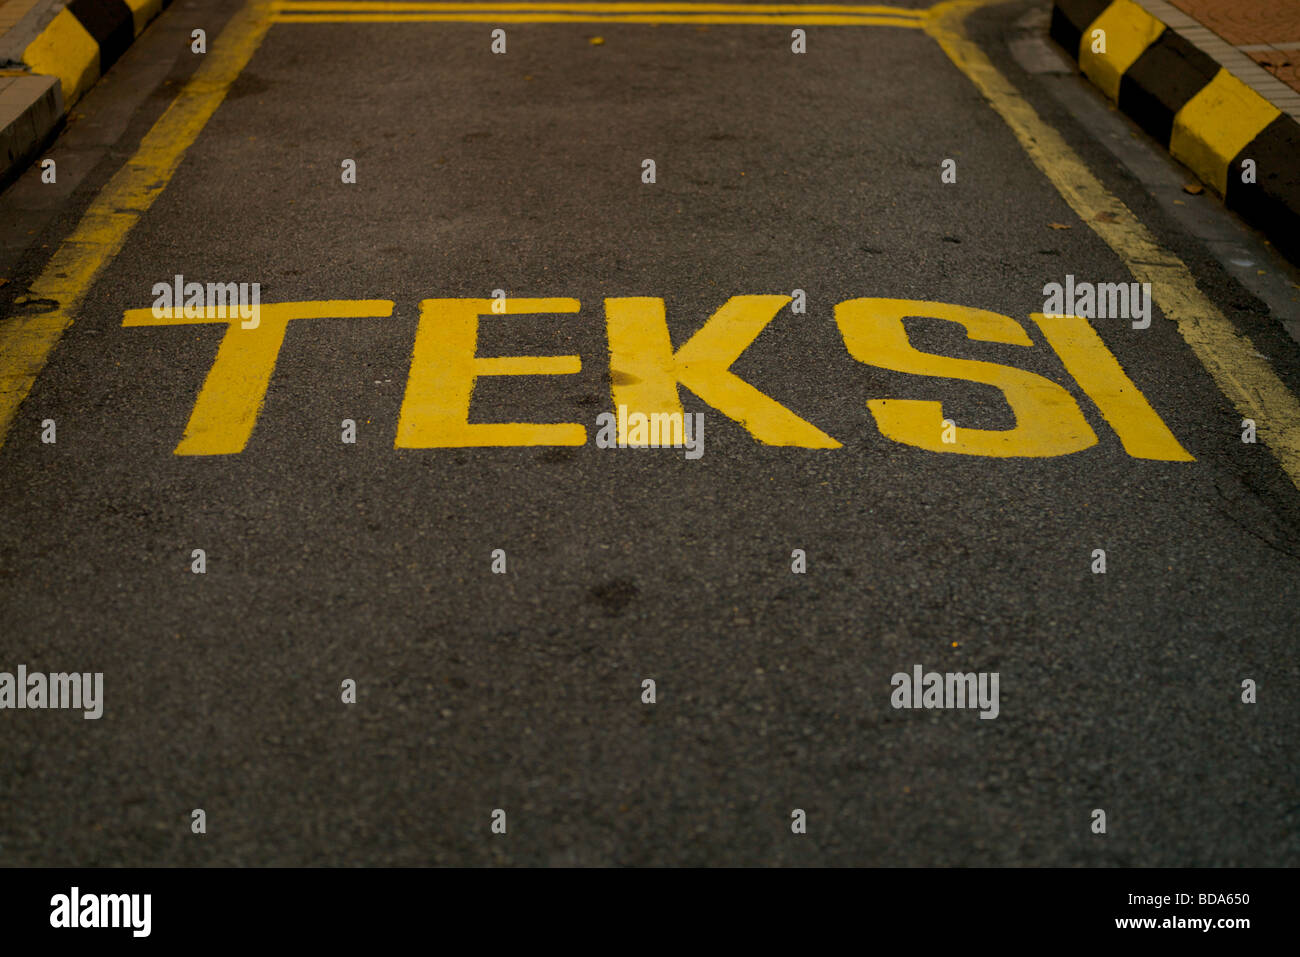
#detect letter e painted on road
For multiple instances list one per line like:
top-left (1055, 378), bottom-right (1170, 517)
top-left (396, 298), bottom-right (585, 448)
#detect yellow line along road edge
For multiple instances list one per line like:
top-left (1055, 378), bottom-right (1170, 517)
top-left (927, 0), bottom-right (1300, 491)
top-left (5, 0), bottom-right (1298, 486)
top-left (0, 0), bottom-right (918, 452)
top-left (0, 0), bottom-right (276, 450)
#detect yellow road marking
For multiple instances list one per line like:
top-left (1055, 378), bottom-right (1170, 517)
top-left (274, 2), bottom-right (926, 11)
top-left (2, 0), bottom-right (917, 445)
top-left (123, 293), bottom-right (1189, 458)
top-left (929, 0), bottom-right (1300, 488)
top-left (272, 12), bottom-right (924, 24)
top-left (8, 0), bottom-right (1294, 479)
top-left (1171, 69), bottom-right (1280, 196)
top-left (1029, 313), bottom-right (1192, 461)
top-left (396, 298), bottom-right (587, 447)
top-left (124, 301), bottom-right (393, 454)
top-left (1076, 0), bottom-right (1163, 103)
top-left (605, 296), bottom-right (841, 448)
top-left (0, 0), bottom-right (274, 450)
top-left (836, 298), bottom-right (1098, 457)
top-left (271, 1), bottom-right (928, 25)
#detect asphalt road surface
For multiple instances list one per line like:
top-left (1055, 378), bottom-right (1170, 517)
top-left (1, 0), bottom-right (1298, 866)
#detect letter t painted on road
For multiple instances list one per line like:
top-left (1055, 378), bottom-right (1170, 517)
top-left (123, 300), bottom-right (394, 454)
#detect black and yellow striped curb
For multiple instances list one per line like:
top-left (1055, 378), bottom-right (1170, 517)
top-left (23, 0), bottom-right (172, 107)
top-left (0, 0), bottom-right (170, 183)
top-left (1051, 0), bottom-right (1300, 265)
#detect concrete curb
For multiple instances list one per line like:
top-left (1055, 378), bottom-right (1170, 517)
top-left (0, 72), bottom-right (59, 185)
top-left (0, 0), bottom-right (170, 186)
top-left (1050, 0), bottom-right (1300, 265)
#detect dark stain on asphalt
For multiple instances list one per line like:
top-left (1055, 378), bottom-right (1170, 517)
top-left (226, 73), bottom-right (270, 99)
top-left (587, 578), bottom-right (639, 617)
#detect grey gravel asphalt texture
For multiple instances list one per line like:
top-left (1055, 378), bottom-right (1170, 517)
top-left (0, 0), bottom-right (1298, 866)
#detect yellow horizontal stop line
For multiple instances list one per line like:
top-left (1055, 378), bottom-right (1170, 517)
top-left (269, 1), bottom-right (929, 25)
top-left (273, 2), bottom-right (925, 13)
top-left (272, 13), bottom-right (924, 22)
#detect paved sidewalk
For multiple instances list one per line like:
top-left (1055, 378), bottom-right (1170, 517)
top-left (0, 0), bottom-right (44, 38)
top-left (1170, 0), bottom-right (1300, 92)
top-left (1052, 0), bottom-right (1300, 264)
